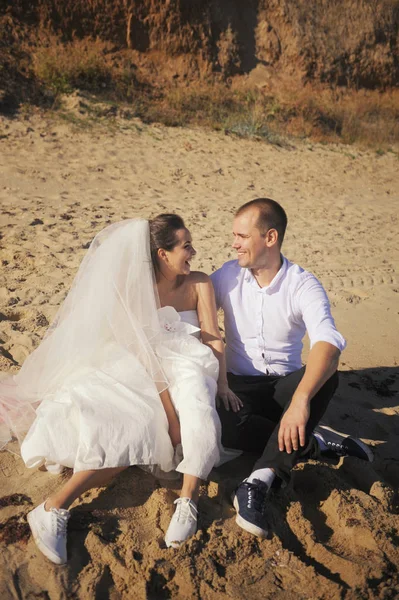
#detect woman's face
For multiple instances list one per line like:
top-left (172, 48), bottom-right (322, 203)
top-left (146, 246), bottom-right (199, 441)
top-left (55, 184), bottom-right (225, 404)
top-left (162, 228), bottom-right (196, 275)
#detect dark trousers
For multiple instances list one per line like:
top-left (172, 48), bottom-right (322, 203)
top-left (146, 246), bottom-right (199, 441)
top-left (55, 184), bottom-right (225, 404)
top-left (218, 367), bottom-right (339, 485)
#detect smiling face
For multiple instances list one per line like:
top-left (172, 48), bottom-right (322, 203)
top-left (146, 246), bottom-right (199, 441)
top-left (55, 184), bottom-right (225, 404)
top-left (232, 208), bottom-right (272, 269)
top-left (160, 228), bottom-right (196, 275)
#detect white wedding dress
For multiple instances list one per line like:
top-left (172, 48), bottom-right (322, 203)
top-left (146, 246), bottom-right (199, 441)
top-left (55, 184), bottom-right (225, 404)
top-left (0, 220), bottom-right (238, 481)
top-left (20, 307), bottom-right (230, 479)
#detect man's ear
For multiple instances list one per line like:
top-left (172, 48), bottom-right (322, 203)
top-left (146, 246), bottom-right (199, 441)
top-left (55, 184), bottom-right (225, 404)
top-left (265, 228), bottom-right (278, 247)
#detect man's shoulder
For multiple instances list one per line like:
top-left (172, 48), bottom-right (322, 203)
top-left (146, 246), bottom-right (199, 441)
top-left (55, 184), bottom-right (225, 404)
top-left (210, 260), bottom-right (244, 305)
top-left (285, 258), bottom-right (318, 283)
top-left (211, 260), bottom-right (242, 280)
top-left (284, 258), bottom-right (326, 295)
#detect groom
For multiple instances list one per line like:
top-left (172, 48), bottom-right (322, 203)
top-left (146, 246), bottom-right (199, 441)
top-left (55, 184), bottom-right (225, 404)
top-left (211, 198), bottom-right (373, 538)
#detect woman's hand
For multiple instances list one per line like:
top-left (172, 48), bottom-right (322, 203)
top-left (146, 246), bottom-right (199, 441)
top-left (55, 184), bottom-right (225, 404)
top-left (217, 382), bottom-right (243, 413)
top-left (159, 388), bottom-right (181, 447)
top-left (168, 419), bottom-right (181, 447)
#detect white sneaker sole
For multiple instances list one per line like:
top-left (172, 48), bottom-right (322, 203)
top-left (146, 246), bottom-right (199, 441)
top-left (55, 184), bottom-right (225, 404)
top-left (27, 510), bottom-right (66, 565)
top-left (317, 425), bottom-right (375, 462)
top-left (233, 496), bottom-right (268, 538)
top-left (165, 538), bottom-right (183, 549)
top-left (164, 526), bottom-right (197, 549)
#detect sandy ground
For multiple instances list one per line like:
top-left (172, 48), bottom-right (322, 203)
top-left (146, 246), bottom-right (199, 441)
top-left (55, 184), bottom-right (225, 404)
top-left (0, 106), bottom-right (398, 600)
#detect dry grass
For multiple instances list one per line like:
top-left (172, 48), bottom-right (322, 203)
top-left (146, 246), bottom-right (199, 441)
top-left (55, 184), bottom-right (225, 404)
top-left (24, 35), bottom-right (399, 150)
top-left (278, 85), bottom-right (399, 149)
top-left (137, 84), bottom-right (399, 150)
top-left (32, 36), bottom-right (115, 96)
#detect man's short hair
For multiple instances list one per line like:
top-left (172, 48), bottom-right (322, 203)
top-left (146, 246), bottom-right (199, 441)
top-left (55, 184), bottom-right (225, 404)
top-left (236, 198), bottom-right (288, 246)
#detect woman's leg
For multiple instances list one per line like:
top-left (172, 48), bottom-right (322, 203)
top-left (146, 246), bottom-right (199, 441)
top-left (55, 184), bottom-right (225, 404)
top-left (27, 466), bottom-right (129, 564)
top-left (165, 472), bottom-right (200, 549)
top-left (180, 473), bottom-right (201, 504)
top-left (46, 467), bottom-right (128, 510)
top-left (164, 374), bottom-right (220, 547)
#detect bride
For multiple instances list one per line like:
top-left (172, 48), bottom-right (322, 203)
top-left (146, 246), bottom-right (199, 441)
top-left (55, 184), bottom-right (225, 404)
top-left (0, 214), bottom-right (242, 564)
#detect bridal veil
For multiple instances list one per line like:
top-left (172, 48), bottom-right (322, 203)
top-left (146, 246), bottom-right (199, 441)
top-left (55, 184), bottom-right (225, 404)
top-left (0, 219), bottom-right (168, 450)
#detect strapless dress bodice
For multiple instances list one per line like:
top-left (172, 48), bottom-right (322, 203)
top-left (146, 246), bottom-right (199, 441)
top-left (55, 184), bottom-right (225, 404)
top-left (178, 310), bottom-right (200, 339)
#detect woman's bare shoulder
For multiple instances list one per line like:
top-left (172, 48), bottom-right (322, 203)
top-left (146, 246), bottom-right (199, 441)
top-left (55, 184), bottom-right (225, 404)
top-left (187, 271), bottom-right (211, 285)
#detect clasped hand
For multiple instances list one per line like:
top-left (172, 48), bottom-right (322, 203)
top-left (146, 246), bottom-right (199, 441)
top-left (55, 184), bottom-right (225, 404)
top-left (278, 400), bottom-right (310, 454)
top-left (217, 382), bottom-right (243, 413)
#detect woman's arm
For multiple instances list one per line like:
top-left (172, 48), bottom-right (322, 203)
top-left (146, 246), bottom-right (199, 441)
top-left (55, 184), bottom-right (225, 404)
top-left (159, 388), bottom-right (181, 447)
top-left (195, 273), bottom-right (242, 412)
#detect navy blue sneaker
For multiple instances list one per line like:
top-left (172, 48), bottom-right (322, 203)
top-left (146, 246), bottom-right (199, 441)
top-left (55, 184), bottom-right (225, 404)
top-left (232, 479), bottom-right (269, 538)
top-left (314, 426), bottom-right (374, 462)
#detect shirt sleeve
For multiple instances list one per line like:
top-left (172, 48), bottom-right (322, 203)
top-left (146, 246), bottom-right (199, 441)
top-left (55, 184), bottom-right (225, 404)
top-left (210, 268), bottom-right (223, 310)
top-left (295, 274), bottom-right (346, 352)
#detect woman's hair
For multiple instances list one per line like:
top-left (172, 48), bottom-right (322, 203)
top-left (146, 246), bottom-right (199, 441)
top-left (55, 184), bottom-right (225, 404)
top-left (149, 213), bottom-right (185, 269)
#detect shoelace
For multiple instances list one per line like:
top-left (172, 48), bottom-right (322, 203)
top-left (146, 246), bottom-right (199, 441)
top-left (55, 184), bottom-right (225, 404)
top-left (50, 508), bottom-right (70, 535)
top-left (243, 482), bottom-right (267, 513)
top-left (173, 498), bottom-right (198, 524)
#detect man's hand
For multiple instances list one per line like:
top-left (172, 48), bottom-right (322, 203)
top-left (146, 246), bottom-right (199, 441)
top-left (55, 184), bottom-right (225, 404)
top-left (169, 420), bottom-right (181, 447)
top-left (278, 400), bottom-right (310, 453)
top-left (217, 382), bottom-right (243, 413)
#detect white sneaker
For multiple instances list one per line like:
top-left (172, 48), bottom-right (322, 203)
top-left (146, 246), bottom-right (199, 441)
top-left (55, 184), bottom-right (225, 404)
top-left (45, 461), bottom-right (65, 475)
top-left (164, 497), bottom-right (198, 549)
top-left (27, 502), bottom-right (70, 564)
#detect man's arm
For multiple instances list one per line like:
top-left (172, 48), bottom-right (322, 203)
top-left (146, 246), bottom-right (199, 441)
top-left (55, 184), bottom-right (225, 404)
top-left (278, 274), bottom-right (345, 453)
top-left (278, 341), bottom-right (340, 453)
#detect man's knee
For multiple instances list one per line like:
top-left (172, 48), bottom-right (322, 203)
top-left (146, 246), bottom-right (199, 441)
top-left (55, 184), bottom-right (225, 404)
top-left (321, 370), bottom-right (339, 397)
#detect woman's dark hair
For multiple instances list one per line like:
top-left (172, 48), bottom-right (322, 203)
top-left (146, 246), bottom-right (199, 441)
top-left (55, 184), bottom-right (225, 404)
top-left (149, 213), bottom-right (186, 269)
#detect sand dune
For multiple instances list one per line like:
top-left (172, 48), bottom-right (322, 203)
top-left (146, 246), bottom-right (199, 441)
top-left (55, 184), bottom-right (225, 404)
top-left (0, 110), bottom-right (398, 599)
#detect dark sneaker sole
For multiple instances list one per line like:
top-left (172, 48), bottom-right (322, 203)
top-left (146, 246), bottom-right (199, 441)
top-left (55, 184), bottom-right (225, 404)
top-left (232, 496), bottom-right (268, 538)
top-left (318, 426), bottom-right (374, 462)
top-left (345, 438), bottom-right (374, 462)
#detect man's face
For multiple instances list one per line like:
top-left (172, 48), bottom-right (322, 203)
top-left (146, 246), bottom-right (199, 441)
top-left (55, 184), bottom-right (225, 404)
top-left (232, 208), bottom-right (268, 269)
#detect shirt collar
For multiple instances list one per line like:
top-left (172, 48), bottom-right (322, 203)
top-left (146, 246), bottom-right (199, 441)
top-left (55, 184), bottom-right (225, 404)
top-left (244, 255), bottom-right (288, 293)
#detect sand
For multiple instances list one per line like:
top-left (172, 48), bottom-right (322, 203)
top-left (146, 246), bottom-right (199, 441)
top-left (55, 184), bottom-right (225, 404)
top-left (0, 107), bottom-right (398, 599)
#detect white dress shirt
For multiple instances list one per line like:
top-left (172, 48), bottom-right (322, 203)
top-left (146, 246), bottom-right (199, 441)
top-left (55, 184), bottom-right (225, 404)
top-left (210, 257), bottom-right (346, 377)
